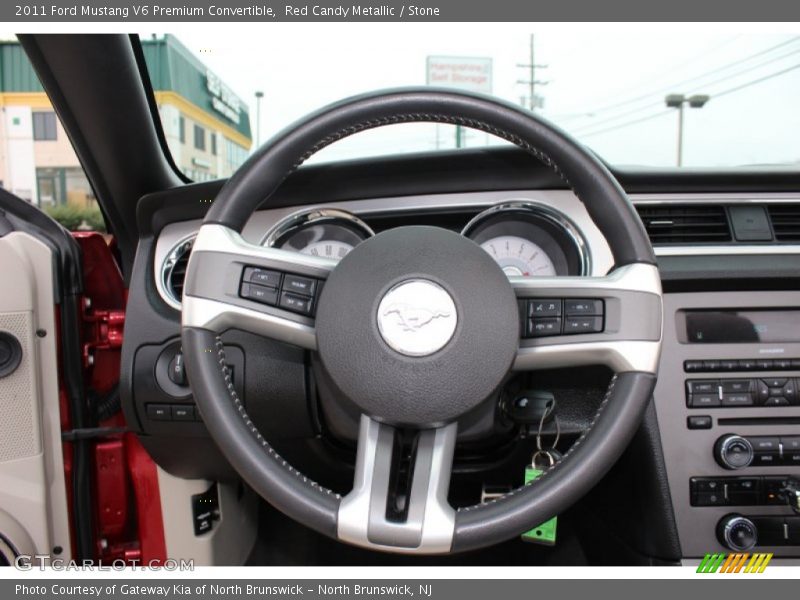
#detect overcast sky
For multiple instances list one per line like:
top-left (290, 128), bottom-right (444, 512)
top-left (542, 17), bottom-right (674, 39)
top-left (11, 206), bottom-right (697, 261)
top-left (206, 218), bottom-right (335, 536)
top-left (8, 25), bottom-right (799, 167)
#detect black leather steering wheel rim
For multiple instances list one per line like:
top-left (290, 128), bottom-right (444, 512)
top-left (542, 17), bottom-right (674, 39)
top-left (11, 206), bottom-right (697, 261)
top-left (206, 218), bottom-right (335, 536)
top-left (181, 88), bottom-right (661, 554)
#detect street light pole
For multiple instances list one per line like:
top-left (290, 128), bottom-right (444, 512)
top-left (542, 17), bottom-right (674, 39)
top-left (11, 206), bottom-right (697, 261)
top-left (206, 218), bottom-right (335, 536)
top-left (665, 93), bottom-right (709, 167)
top-left (254, 90), bottom-right (264, 148)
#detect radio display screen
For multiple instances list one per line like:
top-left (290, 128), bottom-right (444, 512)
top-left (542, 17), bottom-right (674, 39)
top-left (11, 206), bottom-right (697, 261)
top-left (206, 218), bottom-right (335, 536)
top-left (684, 310), bottom-right (800, 344)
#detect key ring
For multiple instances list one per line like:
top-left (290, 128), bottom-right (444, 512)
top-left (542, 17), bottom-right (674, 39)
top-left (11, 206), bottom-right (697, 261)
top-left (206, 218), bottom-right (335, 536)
top-left (531, 449), bottom-right (555, 470)
top-left (535, 399), bottom-right (560, 452)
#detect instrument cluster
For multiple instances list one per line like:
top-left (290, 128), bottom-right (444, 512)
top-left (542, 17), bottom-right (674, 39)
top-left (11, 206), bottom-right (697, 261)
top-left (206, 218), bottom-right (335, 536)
top-left (264, 202), bottom-right (590, 278)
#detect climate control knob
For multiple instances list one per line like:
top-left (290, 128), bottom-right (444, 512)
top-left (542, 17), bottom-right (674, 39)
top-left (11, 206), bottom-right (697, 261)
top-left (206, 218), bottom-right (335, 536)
top-left (715, 435), bottom-right (754, 470)
top-left (717, 514), bottom-right (757, 552)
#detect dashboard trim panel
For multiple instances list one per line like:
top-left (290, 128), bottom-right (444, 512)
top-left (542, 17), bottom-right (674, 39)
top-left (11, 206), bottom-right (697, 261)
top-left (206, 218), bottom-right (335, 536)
top-left (153, 190), bottom-right (800, 311)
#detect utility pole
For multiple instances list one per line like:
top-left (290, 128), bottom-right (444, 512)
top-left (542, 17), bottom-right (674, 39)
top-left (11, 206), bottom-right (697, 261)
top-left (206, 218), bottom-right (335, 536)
top-left (517, 34), bottom-right (548, 112)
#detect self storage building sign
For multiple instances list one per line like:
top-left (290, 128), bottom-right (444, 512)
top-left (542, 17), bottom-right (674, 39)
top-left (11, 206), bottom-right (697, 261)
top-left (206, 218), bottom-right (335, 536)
top-left (426, 56), bottom-right (493, 94)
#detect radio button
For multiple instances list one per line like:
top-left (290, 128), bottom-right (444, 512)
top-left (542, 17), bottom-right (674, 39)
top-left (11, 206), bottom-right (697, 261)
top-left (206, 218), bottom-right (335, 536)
top-left (687, 380), bottom-right (719, 394)
top-left (720, 360), bottom-right (739, 371)
top-left (756, 380), bottom-right (770, 403)
top-left (722, 393), bottom-right (754, 407)
top-left (737, 359), bottom-right (758, 371)
top-left (689, 394), bottom-right (721, 408)
top-left (781, 436), bottom-right (800, 452)
top-left (779, 379), bottom-right (796, 402)
top-left (764, 397), bottom-right (790, 406)
top-left (528, 299), bottom-right (562, 318)
top-left (687, 415), bottom-right (712, 430)
top-left (684, 360), bottom-right (704, 372)
top-left (750, 437), bottom-right (780, 453)
top-left (752, 452), bottom-right (780, 466)
top-left (528, 317), bottom-right (562, 337)
top-left (721, 379), bottom-right (752, 393)
top-left (564, 299), bottom-right (603, 316)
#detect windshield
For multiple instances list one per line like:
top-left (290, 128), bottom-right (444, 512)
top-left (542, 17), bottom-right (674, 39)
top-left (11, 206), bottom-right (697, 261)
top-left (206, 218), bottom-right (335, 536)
top-left (138, 26), bottom-right (800, 177)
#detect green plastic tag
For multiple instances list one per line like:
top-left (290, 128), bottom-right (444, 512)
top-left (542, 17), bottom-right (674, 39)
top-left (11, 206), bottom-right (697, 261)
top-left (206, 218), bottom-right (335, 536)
top-left (521, 466), bottom-right (557, 545)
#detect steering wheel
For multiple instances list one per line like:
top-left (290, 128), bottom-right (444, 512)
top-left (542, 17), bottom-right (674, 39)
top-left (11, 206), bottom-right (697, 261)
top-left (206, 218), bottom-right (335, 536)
top-left (181, 88), bottom-right (662, 554)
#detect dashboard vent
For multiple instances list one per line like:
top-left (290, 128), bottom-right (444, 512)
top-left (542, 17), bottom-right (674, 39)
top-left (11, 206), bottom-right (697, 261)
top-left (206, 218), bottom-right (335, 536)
top-left (161, 236), bottom-right (195, 307)
top-left (635, 204), bottom-right (732, 245)
top-left (768, 204), bottom-right (800, 242)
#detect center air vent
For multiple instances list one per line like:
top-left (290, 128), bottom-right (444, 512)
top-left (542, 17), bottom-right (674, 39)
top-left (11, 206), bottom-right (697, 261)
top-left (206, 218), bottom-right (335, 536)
top-left (161, 235), bottom-right (195, 309)
top-left (635, 204), bottom-right (732, 245)
top-left (767, 204), bottom-right (800, 242)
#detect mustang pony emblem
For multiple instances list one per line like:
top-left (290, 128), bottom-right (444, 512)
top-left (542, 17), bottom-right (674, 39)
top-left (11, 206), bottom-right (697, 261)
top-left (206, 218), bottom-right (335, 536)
top-left (382, 303), bottom-right (452, 332)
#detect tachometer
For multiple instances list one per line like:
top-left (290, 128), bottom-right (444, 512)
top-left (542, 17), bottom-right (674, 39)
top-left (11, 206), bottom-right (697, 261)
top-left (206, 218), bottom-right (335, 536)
top-left (263, 208), bottom-right (373, 260)
top-left (479, 235), bottom-right (557, 277)
top-left (300, 239), bottom-right (354, 260)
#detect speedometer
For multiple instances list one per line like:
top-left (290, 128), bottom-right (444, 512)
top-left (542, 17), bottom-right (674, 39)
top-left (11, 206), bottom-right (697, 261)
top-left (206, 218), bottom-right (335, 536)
top-left (479, 235), bottom-right (557, 277)
top-left (462, 201), bottom-right (590, 277)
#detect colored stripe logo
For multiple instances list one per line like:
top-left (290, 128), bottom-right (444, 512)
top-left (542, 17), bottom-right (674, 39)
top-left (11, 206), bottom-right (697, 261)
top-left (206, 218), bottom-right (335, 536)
top-left (697, 553), bottom-right (773, 573)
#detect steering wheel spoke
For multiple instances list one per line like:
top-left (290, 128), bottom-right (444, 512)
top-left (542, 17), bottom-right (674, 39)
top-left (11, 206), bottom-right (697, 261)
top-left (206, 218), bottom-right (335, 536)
top-left (182, 223), bottom-right (336, 349)
top-left (338, 415), bottom-right (458, 554)
top-left (511, 263), bottom-right (663, 374)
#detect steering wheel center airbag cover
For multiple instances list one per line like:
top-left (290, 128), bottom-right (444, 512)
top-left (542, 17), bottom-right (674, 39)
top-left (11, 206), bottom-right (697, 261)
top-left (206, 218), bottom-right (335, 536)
top-left (316, 226), bottom-right (518, 426)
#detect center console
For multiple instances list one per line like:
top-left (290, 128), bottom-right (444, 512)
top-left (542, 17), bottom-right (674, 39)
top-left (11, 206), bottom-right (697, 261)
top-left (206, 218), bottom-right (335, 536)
top-left (654, 291), bottom-right (800, 558)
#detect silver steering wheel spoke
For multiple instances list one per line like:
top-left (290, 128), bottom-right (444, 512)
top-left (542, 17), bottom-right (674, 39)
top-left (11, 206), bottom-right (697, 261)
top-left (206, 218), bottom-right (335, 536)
top-left (511, 262), bottom-right (663, 374)
top-left (338, 415), bottom-right (458, 554)
top-left (181, 223), bottom-right (336, 349)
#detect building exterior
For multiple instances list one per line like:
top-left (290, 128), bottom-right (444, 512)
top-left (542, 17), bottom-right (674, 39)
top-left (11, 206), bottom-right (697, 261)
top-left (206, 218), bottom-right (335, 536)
top-left (0, 35), bottom-right (252, 207)
top-left (141, 35), bottom-right (252, 182)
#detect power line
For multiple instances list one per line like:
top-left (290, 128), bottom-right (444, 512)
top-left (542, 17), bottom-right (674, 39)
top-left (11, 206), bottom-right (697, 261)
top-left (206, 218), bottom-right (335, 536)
top-left (564, 35), bottom-right (741, 113)
top-left (685, 46), bottom-right (800, 93)
top-left (578, 110), bottom-right (673, 138)
top-left (713, 62), bottom-right (800, 99)
top-left (571, 45), bottom-right (800, 135)
top-left (570, 35), bottom-right (800, 122)
top-left (578, 62), bottom-right (800, 139)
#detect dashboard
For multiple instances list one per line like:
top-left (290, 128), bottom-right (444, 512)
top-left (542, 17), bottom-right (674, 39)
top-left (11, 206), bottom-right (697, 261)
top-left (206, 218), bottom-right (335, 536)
top-left (126, 177), bottom-right (800, 564)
